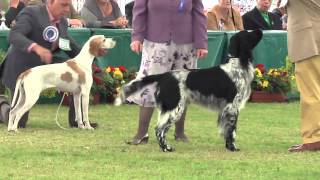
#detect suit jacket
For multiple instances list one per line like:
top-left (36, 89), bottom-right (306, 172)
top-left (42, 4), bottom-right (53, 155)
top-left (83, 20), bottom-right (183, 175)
top-left (132, 0), bottom-right (208, 49)
top-left (286, 0), bottom-right (320, 62)
top-left (242, 7), bottom-right (282, 30)
top-left (1, 5), bottom-right (80, 90)
top-left (4, 1), bottom-right (26, 27)
top-left (125, 1), bottom-right (134, 28)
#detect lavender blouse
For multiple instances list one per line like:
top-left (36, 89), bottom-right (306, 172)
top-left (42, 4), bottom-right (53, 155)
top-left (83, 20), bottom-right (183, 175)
top-left (131, 0), bottom-right (208, 49)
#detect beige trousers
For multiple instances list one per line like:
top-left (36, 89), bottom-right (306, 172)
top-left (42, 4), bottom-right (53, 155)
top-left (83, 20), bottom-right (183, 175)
top-left (295, 55), bottom-right (320, 143)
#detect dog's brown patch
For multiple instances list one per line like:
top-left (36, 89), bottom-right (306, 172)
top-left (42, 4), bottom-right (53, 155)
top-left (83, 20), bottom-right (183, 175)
top-left (89, 37), bottom-right (104, 57)
top-left (61, 72), bottom-right (73, 82)
top-left (66, 60), bottom-right (86, 84)
top-left (18, 69), bottom-right (32, 80)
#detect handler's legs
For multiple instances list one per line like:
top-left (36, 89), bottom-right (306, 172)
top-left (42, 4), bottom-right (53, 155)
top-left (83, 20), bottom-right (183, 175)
top-left (295, 55), bottom-right (320, 144)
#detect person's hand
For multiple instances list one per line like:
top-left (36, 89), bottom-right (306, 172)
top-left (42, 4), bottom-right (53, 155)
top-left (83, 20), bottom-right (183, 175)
top-left (196, 49), bottom-right (208, 59)
top-left (10, 20), bottom-right (16, 27)
top-left (130, 41), bottom-right (142, 54)
top-left (118, 17), bottom-right (128, 28)
top-left (33, 44), bottom-right (52, 64)
top-left (113, 16), bottom-right (128, 28)
top-left (10, 0), bottom-right (20, 8)
top-left (282, 22), bottom-right (287, 30)
top-left (69, 19), bottom-right (84, 28)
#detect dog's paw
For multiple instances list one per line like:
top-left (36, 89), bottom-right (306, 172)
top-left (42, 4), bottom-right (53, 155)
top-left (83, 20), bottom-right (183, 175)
top-left (84, 126), bottom-right (94, 130)
top-left (7, 128), bottom-right (18, 133)
top-left (162, 145), bottom-right (175, 152)
top-left (226, 147), bottom-right (240, 152)
top-left (226, 143), bottom-right (240, 152)
top-left (78, 124), bottom-right (85, 129)
top-left (114, 97), bottom-right (122, 106)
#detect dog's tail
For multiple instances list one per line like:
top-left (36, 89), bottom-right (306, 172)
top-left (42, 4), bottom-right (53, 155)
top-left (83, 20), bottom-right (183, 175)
top-left (11, 78), bottom-right (25, 109)
top-left (114, 74), bottom-right (163, 106)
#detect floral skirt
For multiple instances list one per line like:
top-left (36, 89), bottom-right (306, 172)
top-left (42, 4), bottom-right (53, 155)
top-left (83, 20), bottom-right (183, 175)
top-left (127, 40), bottom-right (197, 107)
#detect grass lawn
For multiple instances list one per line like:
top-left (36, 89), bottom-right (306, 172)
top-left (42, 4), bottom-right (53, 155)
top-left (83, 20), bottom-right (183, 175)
top-left (0, 102), bottom-right (319, 179)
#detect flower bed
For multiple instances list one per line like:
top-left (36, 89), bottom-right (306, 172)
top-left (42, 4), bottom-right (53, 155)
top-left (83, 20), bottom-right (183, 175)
top-left (91, 64), bottom-right (136, 103)
top-left (251, 64), bottom-right (295, 102)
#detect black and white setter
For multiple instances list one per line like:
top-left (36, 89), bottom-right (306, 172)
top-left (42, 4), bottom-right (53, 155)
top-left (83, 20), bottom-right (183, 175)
top-left (116, 30), bottom-right (263, 152)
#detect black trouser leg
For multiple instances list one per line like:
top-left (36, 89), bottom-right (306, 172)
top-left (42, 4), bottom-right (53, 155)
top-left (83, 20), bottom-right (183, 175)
top-left (0, 95), bottom-right (10, 124)
top-left (68, 95), bottom-right (77, 127)
top-left (18, 112), bottom-right (29, 128)
top-left (68, 95), bottom-right (98, 128)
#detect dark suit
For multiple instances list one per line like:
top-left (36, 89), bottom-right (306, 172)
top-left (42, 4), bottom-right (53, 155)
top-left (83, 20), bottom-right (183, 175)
top-left (1, 5), bottom-right (79, 127)
top-left (125, 1), bottom-right (134, 28)
top-left (5, 1), bottom-right (26, 28)
top-left (242, 7), bottom-right (282, 30)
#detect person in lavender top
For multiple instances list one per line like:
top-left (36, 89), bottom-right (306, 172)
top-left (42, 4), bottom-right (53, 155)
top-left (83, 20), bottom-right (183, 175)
top-left (126, 0), bottom-right (208, 145)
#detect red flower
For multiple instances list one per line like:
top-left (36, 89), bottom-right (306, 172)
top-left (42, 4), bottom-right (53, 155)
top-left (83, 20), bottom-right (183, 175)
top-left (109, 66), bottom-right (115, 72)
top-left (119, 65), bottom-right (126, 72)
top-left (93, 75), bottom-right (103, 85)
top-left (256, 64), bottom-right (265, 74)
top-left (281, 71), bottom-right (288, 77)
top-left (92, 64), bottom-right (101, 73)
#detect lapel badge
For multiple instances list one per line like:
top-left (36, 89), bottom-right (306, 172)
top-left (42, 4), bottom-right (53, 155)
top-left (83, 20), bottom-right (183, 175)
top-left (43, 25), bottom-right (59, 42)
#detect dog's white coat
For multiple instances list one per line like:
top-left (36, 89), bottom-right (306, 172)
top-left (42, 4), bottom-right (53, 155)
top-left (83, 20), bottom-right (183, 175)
top-left (7, 35), bottom-right (116, 131)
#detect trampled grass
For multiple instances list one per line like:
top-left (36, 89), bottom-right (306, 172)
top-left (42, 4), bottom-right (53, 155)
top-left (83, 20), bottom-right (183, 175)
top-left (0, 102), bottom-right (319, 179)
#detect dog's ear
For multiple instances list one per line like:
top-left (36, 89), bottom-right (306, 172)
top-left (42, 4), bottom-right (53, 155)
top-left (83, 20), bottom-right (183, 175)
top-left (228, 31), bottom-right (242, 57)
top-left (89, 37), bottom-right (104, 57)
top-left (238, 30), bottom-right (263, 68)
top-left (247, 29), bottom-right (263, 49)
top-left (238, 33), bottom-right (252, 68)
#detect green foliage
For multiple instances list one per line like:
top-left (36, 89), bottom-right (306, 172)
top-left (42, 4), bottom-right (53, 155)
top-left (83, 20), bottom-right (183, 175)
top-left (40, 88), bottom-right (57, 98)
top-left (0, 50), bottom-right (7, 95)
top-left (285, 56), bottom-right (295, 75)
top-left (0, 50), bottom-right (6, 63)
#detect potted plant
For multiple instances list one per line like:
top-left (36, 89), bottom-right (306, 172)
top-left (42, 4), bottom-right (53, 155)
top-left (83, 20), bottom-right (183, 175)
top-left (91, 64), bottom-right (105, 104)
top-left (91, 64), bottom-right (136, 104)
top-left (251, 64), bottom-right (295, 102)
top-left (101, 65), bottom-right (136, 103)
top-left (0, 50), bottom-right (6, 94)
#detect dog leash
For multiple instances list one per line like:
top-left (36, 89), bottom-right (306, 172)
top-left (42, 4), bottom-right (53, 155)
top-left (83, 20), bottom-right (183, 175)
top-left (55, 92), bottom-right (69, 130)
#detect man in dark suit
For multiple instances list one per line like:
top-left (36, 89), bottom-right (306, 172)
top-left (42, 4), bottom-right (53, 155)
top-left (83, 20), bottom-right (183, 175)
top-left (125, 1), bottom-right (134, 28)
top-left (0, 0), bottom-right (94, 128)
top-left (242, 0), bottom-right (282, 30)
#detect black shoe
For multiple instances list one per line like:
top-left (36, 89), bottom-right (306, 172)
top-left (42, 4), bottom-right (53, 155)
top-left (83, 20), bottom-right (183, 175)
top-left (126, 134), bottom-right (149, 145)
top-left (0, 95), bottom-right (10, 124)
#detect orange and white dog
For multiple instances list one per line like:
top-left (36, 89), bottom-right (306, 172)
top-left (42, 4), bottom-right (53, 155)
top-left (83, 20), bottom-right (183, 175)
top-left (7, 35), bottom-right (116, 132)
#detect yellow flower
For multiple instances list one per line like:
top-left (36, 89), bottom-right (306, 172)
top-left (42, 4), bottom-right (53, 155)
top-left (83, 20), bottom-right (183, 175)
top-left (290, 75), bottom-right (295, 80)
top-left (273, 71), bottom-right (280, 77)
top-left (262, 80), bottom-right (269, 88)
top-left (267, 69), bottom-right (274, 76)
top-left (113, 70), bottom-right (123, 79)
top-left (255, 68), bottom-right (262, 78)
top-left (106, 67), bottom-right (111, 73)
